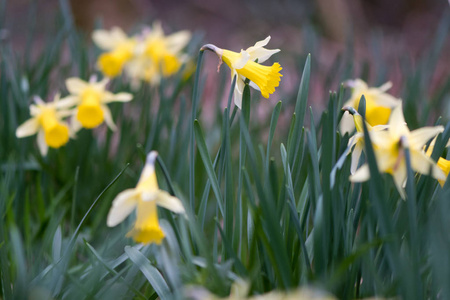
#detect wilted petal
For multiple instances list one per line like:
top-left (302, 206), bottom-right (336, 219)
top-left (16, 118), bottom-right (39, 138)
top-left (107, 189), bottom-right (139, 227)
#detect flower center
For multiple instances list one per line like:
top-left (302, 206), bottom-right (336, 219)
top-left (128, 200), bottom-right (165, 244)
top-left (38, 108), bottom-right (70, 148)
top-left (354, 95), bottom-right (391, 126)
top-left (98, 43), bottom-right (134, 77)
top-left (77, 89), bottom-right (104, 128)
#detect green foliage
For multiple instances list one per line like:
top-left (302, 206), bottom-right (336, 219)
top-left (1, 2), bottom-right (450, 300)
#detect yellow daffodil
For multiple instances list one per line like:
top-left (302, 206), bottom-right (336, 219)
top-left (340, 79), bottom-right (401, 133)
top-left (350, 105), bottom-right (445, 198)
top-left (425, 137), bottom-right (450, 186)
top-left (342, 107), bottom-right (389, 174)
top-left (16, 95), bottom-right (73, 156)
top-left (125, 22), bottom-right (191, 86)
top-left (61, 76), bottom-right (132, 131)
top-left (107, 151), bottom-right (185, 244)
top-left (92, 27), bottom-right (137, 77)
top-left (201, 36), bottom-right (282, 109)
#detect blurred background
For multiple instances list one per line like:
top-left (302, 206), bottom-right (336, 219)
top-left (2, 0), bottom-right (450, 121)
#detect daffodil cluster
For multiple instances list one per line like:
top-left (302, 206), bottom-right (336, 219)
top-left (346, 104), bottom-right (448, 197)
top-left (16, 76), bottom-right (132, 155)
top-left (92, 22), bottom-right (191, 87)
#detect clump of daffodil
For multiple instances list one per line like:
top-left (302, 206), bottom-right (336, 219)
top-left (61, 76), bottom-right (132, 131)
top-left (201, 36), bottom-right (282, 109)
top-left (16, 94), bottom-right (73, 156)
top-left (350, 104), bottom-right (446, 198)
top-left (107, 151), bottom-right (185, 244)
top-left (342, 106), bottom-right (389, 174)
top-left (424, 136), bottom-right (450, 186)
top-left (92, 27), bottom-right (137, 77)
top-left (132, 22), bottom-right (191, 85)
top-left (340, 79), bottom-right (401, 133)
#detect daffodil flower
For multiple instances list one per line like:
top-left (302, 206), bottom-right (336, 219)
top-left (350, 105), bottom-right (445, 198)
top-left (62, 76), bottom-right (132, 131)
top-left (92, 27), bottom-right (137, 77)
top-left (201, 36), bottom-right (282, 109)
top-left (16, 94), bottom-right (73, 156)
top-left (342, 107), bottom-right (389, 174)
top-left (107, 151), bottom-right (185, 244)
top-left (340, 79), bottom-right (401, 133)
top-left (125, 22), bottom-right (191, 86)
top-left (425, 136), bottom-right (450, 186)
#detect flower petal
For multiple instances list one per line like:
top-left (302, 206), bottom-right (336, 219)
top-left (104, 92), bottom-right (133, 103)
top-left (107, 189), bottom-right (139, 227)
top-left (370, 93), bottom-right (401, 107)
top-left (340, 111), bottom-right (356, 134)
top-left (248, 48), bottom-right (280, 64)
top-left (410, 150), bottom-right (446, 181)
top-left (377, 81), bottom-right (393, 92)
top-left (351, 144), bottom-right (363, 174)
top-left (66, 78), bottom-right (88, 94)
top-left (102, 105), bottom-right (117, 131)
top-left (16, 118), bottom-right (39, 138)
top-left (233, 77), bottom-right (245, 109)
top-left (155, 190), bottom-right (185, 214)
top-left (350, 164), bottom-right (370, 182)
top-left (37, 129), bottom-right (48, 156)
top-left (92, 27), bottom-right (128, 50)
top-left (392, 162), bottom-right (406, 199)
top-left (56, 95), bottom-right (79, 109)
top-left (165, 31), bottom-right (191, 53)
top-left (388, 104), bottom-right (409, 139)
top-left (409, 126), bottom-right (444, 149)
top-left (232, 50), bottom-right (250, 70)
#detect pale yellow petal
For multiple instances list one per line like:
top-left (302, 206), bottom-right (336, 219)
top-left (232, 50), bottom-right (250, 70)
top-left (92, 27), bottom-right (128, 50)
top-left (410, 150), bottom-right (446, 181)
top-left (155, 190), bottom-right (185, 214)
top-left (102, 105), bottom-right (117, 131)
top-left (388, 104), bottom-right (409, 138)
top-left (16, 118), bottom-right (39, 137)
top-left (350, 164), bottom-right (370, 182)
top-left (340, 111), bottom-right (356, 134)
top-left (37, 129), bottom-right (48, 156)
top-left (66, 77), bottom-right (88, 94)
top-left (165, 30), bottom-right (191, 53)
top-left (392, 162), bottom-right (406, 199)
top-left (409, 126), bottom-right (444, 149)
top-left (233, 77), bottom-right (245, 109)
top-left (351, 144), bottom-right (363, 174)
top-left (107, 189), bottom-right (139, 227)
top-left (104, 92), bottom-right (133, 103)
top-left (370, 92), bottom-right (400, 107)
top-left (377, 81), bottom-right (393, 92)
top-left (56, 95), bottom-right (79, 109)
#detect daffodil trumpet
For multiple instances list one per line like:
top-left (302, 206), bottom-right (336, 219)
top-left (201, 36), bottom-right (282, 109)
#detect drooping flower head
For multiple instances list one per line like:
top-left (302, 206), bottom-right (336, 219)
top-left (62, 76), bottom-right (132, 131)
top-left (350, 104), bottom-right (445, 198)
top-left (92, 27), bottom-right (137, 77)
top-left (201, 36), bottom-right (282, 109)
top-left (107, 151), bottom-right (185, 244)
top-left (16, 94), bottom-right (73, 156)
top-left (342, 106), bottom-right (389, 174)
top-left (340, 79), bottom-right (401, 133)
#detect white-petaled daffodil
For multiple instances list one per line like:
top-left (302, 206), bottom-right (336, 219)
top-left (201, 36), bottom-right (282, 109)
top-left (350, 105), bottom-right (445, 198)
top-left (62, 76), bottom-right (132, 131)
top-left (107, 151), bottom-right (185, 244)
top-left (92, 27), bottom-right (137, 78)
top-left (16, 94), bottom-right (73, 156)
top-left (340, 79), bottom-right (401, 133)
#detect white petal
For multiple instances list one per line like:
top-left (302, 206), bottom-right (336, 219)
top-left (102, 105), bottom-right (117, 131)
top-left (56, 95), bottom-right (79, 109)
top-left (107, 189), bottom-right (139, 227)
top-left (16, 118), bottom-right (39, 137)
top-left (409, 126), bottom-right (444, 149)
top-left (370, 92), bottom-right (401, 107)
top-left (104, 92), bottom-right (133, 103)
top-left (165, 31), bottom-right (191, 53)
top-left (248, 48), bottom-right (280, 64)
top-left (388, 104), bottom-right (409, 139)
top-left (92, 27), bottom-right (128, 50)
top-left (37, 129), bottom-right (48, 156)
top-left (250, 36), bottom-right (271, 49)
top-left (70, 114), bottom-right (83, 134)
top-left (66, 78), bottom-right (88, 94)
top-left (249, 81), bottom-right (260, 91)
top-left (351, 145), bottom-right (363, 174)
top-left (340, 111), bottom-right (356, 134)
top-left (232, 50), bottom-right (250, 70)
top-left (392, 163), bottom-right (406, 199)
top-left (377, 81), bottom-right (392, 92)
top-left (349, 164), bottom-right (370, 182)
top-left (410, 150), bottom-right (446, 181)
top-left (233, 78), bottom-right (245, 109)
top-left (155, 190), bottom-right (185, 214)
